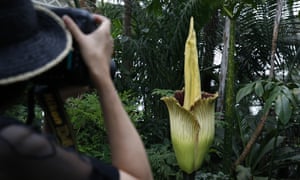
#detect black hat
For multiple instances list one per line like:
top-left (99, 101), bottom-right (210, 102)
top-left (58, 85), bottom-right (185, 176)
top-left (0, 0), bottom-right (72, 85)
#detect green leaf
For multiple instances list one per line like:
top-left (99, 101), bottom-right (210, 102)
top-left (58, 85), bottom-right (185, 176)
top-left (264, 81), bottom-right (274, 91)
top-left (281, 86), bottom-right (297, 107)
top-left (293, 88), bottom-right (300, 102)
top-left (262, 86), bottom-right (280, 114)
top-left (236, 82), bottom-right (255, 103)
top-left (254, 81), bottom-right (264, 97)
top-left (222, 6), bottom-right (234, 18)
top-left (252, 136), bottom-right (284, 169)
top-left (152, 88), bottom-right (175, 97)
top-left (146, 0), bottom-right (163, 15)
top-left (275, 94), bottom-right (292, 125)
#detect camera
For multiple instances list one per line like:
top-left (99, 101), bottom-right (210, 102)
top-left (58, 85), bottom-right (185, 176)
top-left (34, 7), bottom-right (115, 87)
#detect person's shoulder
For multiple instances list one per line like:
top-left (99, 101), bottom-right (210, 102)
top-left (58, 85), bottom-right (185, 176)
top-left (0, 116), bottom-right (22, 130)
top-left (0, 116), bottom-right (24, 162)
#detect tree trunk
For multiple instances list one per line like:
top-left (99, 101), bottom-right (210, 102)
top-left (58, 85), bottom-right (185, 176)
top-left (79, 0), bottom-right (85, 7)
top-left (122, 0), bottom-right (133, 85)
top-left (123, 0), bottom-right (132, 37)
top-left (269, 0), bottom-right (283, 79)
top-left (222, 17), bottom-right (236, 174)
top-left (216, 17), bottom-right (230, 113)
top-left (79, 0), bottom-right (96, 11)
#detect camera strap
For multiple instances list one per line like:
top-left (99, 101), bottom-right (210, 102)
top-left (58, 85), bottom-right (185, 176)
top-left (33, 86), bottom-right (77, 150)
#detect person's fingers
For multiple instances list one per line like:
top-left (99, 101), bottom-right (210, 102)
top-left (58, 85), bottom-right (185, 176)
top-left (92, 14), bottom-right (107, 24)
top-left (92, 14), bottom-right (111, 32)
top-left (63, 15), bottom-right (84, 43)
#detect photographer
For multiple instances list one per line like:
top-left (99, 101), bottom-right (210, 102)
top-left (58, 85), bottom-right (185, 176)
top-left (0, 0), bottom-right (153, 180)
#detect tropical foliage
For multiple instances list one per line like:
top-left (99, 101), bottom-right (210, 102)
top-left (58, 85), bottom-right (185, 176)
top-left (8, 0), bottom-right (300, 179)
top-left (92, 0), bottom-right (300, 179)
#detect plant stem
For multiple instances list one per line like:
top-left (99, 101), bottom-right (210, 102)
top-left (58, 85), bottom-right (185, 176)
top-left (183, 171), bottom-right (196, 180)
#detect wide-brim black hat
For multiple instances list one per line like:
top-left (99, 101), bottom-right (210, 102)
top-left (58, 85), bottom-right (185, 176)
top-left (0, 0), bottom-right (72, 85)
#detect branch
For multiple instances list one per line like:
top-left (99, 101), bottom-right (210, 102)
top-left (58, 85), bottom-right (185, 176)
top-left (233, 110), bottom-right (269, 169)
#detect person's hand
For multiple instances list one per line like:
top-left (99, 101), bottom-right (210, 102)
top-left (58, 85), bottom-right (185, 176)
top-left (63, 14), bottom-right (114, 83)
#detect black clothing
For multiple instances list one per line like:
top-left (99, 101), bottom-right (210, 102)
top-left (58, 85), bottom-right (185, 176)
top-left (0, 116), bottom-right (119, 180)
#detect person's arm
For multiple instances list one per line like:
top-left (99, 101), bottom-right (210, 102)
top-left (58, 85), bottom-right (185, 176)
top-left (63, 15), bottom-right (153, 180)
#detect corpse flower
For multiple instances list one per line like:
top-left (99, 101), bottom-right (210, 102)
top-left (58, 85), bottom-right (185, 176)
top-left (161, 17), bottom-right (218, 174)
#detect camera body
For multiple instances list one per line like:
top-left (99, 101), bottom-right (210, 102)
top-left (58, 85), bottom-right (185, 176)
top-left (34, 7), bottom-right (115, 87)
